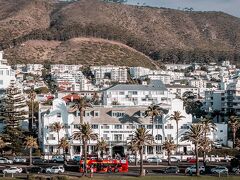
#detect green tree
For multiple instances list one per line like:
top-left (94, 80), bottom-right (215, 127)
top-left (127, 141), bottom-right (139, 166)
top-left (72, 123), bottom-right (98, 174)
top-left (131, 128), bottom-right (153, 176)
top-left (58, 137), bottom-right (69, 164)
top-left (27, 87), bottom-right (36, 132)
top-left (50, 122), bottom-right (63, 153)
top-left (95, 139), bottom-right (108, 158)
top-left (200, 116), bottom-right (215, 166)
top-left (24, 136), bottom-right (38, 166)
top-left (0, 137), bottom-right (6, 155)
top-left (181, 124), bottom-right (203, 176)
top-left (162, 139), bottom-right (176, 165)
top-left (1, 81), bottom-right (28, 128)
top-left (145, 105), bottom-right (164, 136)
top-left (228, 116), bottom-right (240, 148)
top-left (69, 96), bottom-right (92, 124)
top-left (170, 111), bottom-right (185, 152)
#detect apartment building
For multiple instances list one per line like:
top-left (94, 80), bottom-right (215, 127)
top-left (39, 98), bottom-right (227, 159)
top-left (140, 74), bottom-right (171, 85)
top-left (51, 64), bottom-right (82, 74)
top-left (103, 80), bottom-right (174, 106)
top-left (0, 51), bottom-right (16, 90)
top-left (129, 67), bottom-right (152, 79)
top-left (91, 65), bottom-right (127, 85)
top-left (166, 85), bottom-right (198, 98)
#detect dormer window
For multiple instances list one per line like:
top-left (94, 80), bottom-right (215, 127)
top-left (84, 111), bottom-right (91, 117)
top-left (94, 111), bottom-right (99, 117)
top-left (57, 113), bottom-right (61, 117)
top-left (112, 111), bottom-right (125, 118)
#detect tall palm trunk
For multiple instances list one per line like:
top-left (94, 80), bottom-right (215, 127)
top-left (83, 139), bottom-right (88, 174)
top-left (135, 151), bottom-right (138, 166)
top-left (233, 129), bottom-right (236, 148)
top-left (31, 99), bottom-right (34, 131)
top-left (100, 150), bottom-right (103, 158)
top-left (151, 116), bottom-right (154, 137)
top-left (80, 108), bottom-right (84, 124)
top-left (29, 147), bottom-right (32, 166)
top-left (139, 146), bottom-right (144, 176)
top-left (57, 132), bottom-right (60, 154)
top-left (203, 131), bottom-right (207, 167)
top-left (176, 122), bottom-right (179, 153)
top-left (167, 151), bottom-right (171, 166)
top-left (195, 143), bottom-right (199, 176)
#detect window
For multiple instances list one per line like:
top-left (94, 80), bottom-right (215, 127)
top-left (92, 124), bottom-right (99, 129)
top-left (165, 124), bottom-right (173, 129)
top-left (47, 134), bottom-right (55, 140)
top-left (6, 70), bottom-right (9, 75)
top-left (74, 124), bottom-right (80, 129)
top-left (147, 125), bottom-right (153, 129)
top-left (119, 91), bottom-right (124, 95)
top-left (103, 134), bottom-right (109, 140)
top-left (57, 113), bottom-right (61, 117)
top-left (101, 125), bottom-right (110, 129)
top-left (155, 134), bottom-right (162, 141)
top-left (94, 111), bottom-right (99, 117)
top-left (0, 80), bottom-right (3, 85)
top-left (114, 125), bottom-right (122, 129)
top-left (156, 146), bottom-right (162, 154)
top-left (85, 111), bottom-right (91, 117)
top-left (112, 111), bottom-right (125, 117)
top-left (181, 124), bottom-right (189, 129)
top-left (147, 146), bottom-right (153, 154)
top-left (127, 125), bottom-right (136, 129)
top-left (166, 134), bottom-right (173, 140)
top-left (220, 130), bottom-right (223, 132)
top-left (155, 125), bottom-right (162, 129)
top-left (63, 124), bottom-right (70, 129)
top-left (114, 134), bottom-right (122, 141)
top-left (0, 70), bottom-right (3, 75)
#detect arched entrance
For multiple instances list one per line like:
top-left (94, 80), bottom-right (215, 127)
top-left (112, 146), bottom-right (124, 158)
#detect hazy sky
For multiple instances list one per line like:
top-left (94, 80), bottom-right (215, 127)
top-left (127, 0), bottom-right (240, 18)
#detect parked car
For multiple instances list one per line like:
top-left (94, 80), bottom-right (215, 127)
top-left (211, 166), bottom-right (228, 174)
top-left (13, 157), bottom-right (27, 163)
top-left (46, 166), bottom-right (65, 174)
top-left (72, 155), bottom-right (81, 163)
top-left (185, 165), bottom-right (205, 175)
top-left (32, 157), bottom-right (45, 164)
top-left (51, 155), bottom-right (64, 163)
top-left (0, 157), bottom-right (13, 164)
top-left (170, 157), bottom-right (180, 163)
top-left (205, 155), bottom-right (220, 162)
top-left (213, 142), bottom-right (222, 149)
top-left (147, 157), bottom-right (162, 163)
top-left (232, 167), bottom-right (239, 174)
top-left (187, 157), bottom-right (196, 163)
top-left (128, 155), bottom-right (140, 163)
top-left (3, 167), bottom-right (22, 174)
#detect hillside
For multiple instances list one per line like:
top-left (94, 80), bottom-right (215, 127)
top-left (1, 0), bottom-right (240, 66)
top-left (5, 38), bottom-right (158, 69)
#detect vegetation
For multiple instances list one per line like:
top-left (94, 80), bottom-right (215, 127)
top-left (162, 140), bottom-right (176, 165)
top-left (170, 111), bottom-right (185, 152)
top-left (58, 137), bottom-right (69, 164)
top-left (95, 139), bottom-right (108, 158)
top-left (228, 116), bottom-right (240, 148)
top-left (50, 122), bottom-right (63, 153)
top-left (72, 123), bottom-right (98, 174)
top-left (181, 124), bottom-right (204, 176)
top-left (24, 136), bottom-right (38, 165)
top-left (131, 128), bottom-right (153, 176)
top-left (27, 88), bottom-right (37, 132)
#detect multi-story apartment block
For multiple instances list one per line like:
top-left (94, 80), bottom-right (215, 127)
top-left (91, 65), bottom-right (127, 85)
top-left (103, 80), bottom-right (174, 106)
top-left (166, 85), bottom-right (198, 98)
top-left (165, 64), bottom-right (192, 71)
top-left (140, 74), bottom-right (171, 85)
top-left (51, 64), bottom-right (82, 74)
top-left (0, 51), bottom-right (16, 90)
top-left (39, 98), bottom-right (227, 160)
top-left (129, 67), bottom-right (152, 79)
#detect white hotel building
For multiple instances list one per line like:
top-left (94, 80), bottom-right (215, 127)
top-left (39, 98), bottom-right (227, 160)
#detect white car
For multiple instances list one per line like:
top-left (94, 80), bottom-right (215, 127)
top-left (13, 157), bottom-right (27, 163)
top-left (46, 166), bottom-right (65, 174)
top-left (0, 157), bottom-right (13, 164)
top-left (213, 142), bottom-right (222, 149)
top-left (205, 155), bottom-right (221, 162)
top-left (185, 165), bottom-right (205, 174)
top-left (3, 167), bottom-right (22, 174)
top-left (147, 157), bottom-right (162, 163)
top-left (170, 157), bottom-right (180, 162)
top-left (211, 166), bottom-right (228, 174)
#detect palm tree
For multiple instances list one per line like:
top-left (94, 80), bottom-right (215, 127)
top-left (72, 123), bottom-right (98, 174)
top-left (24, 136), bottom-right (38, 166)
top-left (58, 137), bottom-right (69, 164)
top-left (145, 105), bottom-right (163, 136)
top-left (228, 116), bottom-right (240, 148)
top-left (0, 137), bottom-right (6, 155)
top-left (28, 87), bottom-right (36, 132)
top-left (162, 140), bottom-right (176, 165)
top-left (199, 137), bottom-right (212, 166)
top-left (236, 138), bottom-right (240, 150)
top-left (181, 124), bottom-right (203, 176)
top-left (50, 122), bottom-right (63, 153)
top-left (170, 111), bottom-right (185, 152)
top-left (131, 128), bottom-right (154, 176)
top-left (95, 139), bottom-right (108, 159)
top-left (127, 141), bottom-right (139, 166)
top-left (69, 96), bottom-right (92, 124)
top-left (200, 116), bottom-right (216, 166)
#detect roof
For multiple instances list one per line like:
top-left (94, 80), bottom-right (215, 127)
top-left (62, 93), bottom-right (81, 102)
top-left (166, 84), bottom-right (197, 89)
top-left (106, 80), bottom-right (167, 91)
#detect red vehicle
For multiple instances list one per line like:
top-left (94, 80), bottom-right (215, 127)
top-left (187, 157), bottom-right (197, 163)
top-left (79, 159), bottom-right (128, 173)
